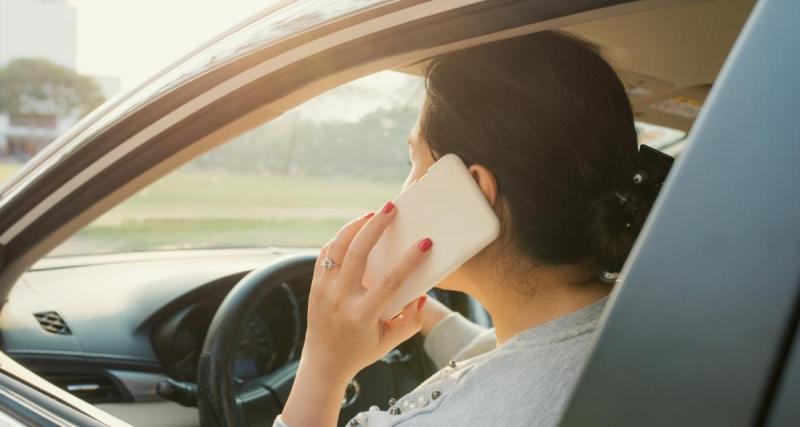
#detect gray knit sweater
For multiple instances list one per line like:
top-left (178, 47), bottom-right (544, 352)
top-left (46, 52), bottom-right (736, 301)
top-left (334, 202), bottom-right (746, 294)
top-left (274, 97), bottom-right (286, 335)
top-left (275, 297), bottom-right (607, 427)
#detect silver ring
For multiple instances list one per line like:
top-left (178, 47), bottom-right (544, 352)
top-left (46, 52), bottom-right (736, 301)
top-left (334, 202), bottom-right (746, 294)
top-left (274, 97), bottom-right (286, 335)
top-left (322, 256), bottom-right (338, 271)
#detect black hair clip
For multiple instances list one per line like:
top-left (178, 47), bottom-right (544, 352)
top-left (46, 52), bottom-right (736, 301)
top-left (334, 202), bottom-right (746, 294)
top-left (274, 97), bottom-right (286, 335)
top-left (631, 144), bottom-right (674, 193)
top-left (614, 145), bottom-right (674, 229)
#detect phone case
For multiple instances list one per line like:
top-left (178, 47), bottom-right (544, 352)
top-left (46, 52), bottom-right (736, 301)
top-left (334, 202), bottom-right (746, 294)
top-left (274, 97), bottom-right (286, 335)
top-left (363, 154), bottom-right (501, 320)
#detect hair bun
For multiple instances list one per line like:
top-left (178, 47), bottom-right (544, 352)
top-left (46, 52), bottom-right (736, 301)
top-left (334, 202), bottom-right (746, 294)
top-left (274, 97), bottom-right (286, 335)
top-left (587, 145), bottom-right (674, 273)
top-left (586, 190), bottom-right (644, 273)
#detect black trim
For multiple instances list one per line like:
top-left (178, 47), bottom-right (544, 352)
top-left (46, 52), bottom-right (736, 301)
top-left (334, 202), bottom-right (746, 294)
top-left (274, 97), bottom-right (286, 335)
top-left (764, 315), bottom-right (800, 426)
top-left (31, 368), bottom-right (132, 404)
top-left (8, 353), bottom-right (161, 373)
top-left (757, 293), bottom-right (800, 425)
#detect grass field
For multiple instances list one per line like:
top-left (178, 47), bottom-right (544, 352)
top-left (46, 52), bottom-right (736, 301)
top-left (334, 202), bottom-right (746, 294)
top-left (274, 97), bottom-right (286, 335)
top-left (1, 161), bottom-right (402, 256)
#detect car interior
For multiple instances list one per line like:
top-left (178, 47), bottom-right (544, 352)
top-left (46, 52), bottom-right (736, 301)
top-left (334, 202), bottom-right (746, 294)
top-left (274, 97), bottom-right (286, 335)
top-left (0, 0), bottom-right (760, 426)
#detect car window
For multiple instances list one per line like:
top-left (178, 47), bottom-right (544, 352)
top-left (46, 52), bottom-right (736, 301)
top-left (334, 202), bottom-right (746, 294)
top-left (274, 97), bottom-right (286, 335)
top-left (635, 121), bottom-right (686, 156)
top-left (50, 71), bottom-right (425, 256)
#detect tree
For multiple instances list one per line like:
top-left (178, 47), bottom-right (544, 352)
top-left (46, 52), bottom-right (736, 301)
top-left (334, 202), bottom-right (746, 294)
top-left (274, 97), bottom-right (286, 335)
top-left (0, 58), bottom-right (105, 118)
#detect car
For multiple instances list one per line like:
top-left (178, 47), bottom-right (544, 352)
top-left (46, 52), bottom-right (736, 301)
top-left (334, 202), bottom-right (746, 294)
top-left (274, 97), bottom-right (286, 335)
top-left (0, 0), bottom-right (797, 426)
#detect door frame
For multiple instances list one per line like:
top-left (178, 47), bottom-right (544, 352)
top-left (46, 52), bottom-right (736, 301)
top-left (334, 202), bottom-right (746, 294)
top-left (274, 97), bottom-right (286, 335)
top-left (560, 0), bottom-right (800, 425)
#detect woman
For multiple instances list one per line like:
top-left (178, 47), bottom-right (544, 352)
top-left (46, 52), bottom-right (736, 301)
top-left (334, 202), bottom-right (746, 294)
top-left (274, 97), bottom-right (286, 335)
top-left (276, 31), bottom-right (670, 426)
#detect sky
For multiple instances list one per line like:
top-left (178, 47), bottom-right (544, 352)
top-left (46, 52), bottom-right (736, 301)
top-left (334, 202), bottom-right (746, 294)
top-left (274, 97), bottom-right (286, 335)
top-left (64, 0), bottom-right (424, 124)
top-left (66, 0), bottom-right (419, 123)
top-left (69, 0), bottom-right (279, 91)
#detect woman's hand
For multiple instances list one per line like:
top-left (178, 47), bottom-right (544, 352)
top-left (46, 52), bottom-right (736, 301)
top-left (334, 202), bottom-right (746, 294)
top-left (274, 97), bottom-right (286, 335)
top-left (281, 201), bottom-right (433, 427)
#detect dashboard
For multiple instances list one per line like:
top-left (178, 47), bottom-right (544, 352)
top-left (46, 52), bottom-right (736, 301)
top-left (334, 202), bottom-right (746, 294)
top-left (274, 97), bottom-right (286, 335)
top-left (151, 279), bottom-right (308, 386)
top-left (0, 248), bottom-right (475, 426)
top-left (0, 249), bottom-right (300, 406)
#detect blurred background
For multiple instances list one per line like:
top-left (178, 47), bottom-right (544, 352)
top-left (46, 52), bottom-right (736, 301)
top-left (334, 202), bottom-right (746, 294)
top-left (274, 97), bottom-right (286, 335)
top-left (0, 0), bottom-right (424, 256)
top-left (0, 0), bottom-right (277, 162)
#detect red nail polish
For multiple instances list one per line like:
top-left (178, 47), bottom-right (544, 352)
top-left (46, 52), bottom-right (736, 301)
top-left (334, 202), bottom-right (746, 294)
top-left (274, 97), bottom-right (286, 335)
top-left (382, 201), bottom-right (395, 214)
top-left (417, 295), bottom-right (428, 311)
top-left (363, 211), bottom-right (375, 219)
top-left (418, 238), bottom-right (433, 252)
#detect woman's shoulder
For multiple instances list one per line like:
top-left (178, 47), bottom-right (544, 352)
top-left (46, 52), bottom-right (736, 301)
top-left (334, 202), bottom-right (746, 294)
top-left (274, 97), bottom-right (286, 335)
top-left (346, 298), bottom-right (607, 426)
top-left (449, 327), bottom-right (598, 420)
top-left (347, 324), bottom-right (599, 427)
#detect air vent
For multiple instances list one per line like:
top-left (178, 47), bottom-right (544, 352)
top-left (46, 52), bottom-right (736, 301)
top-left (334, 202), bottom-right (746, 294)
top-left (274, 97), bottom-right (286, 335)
top-left (34, 311), bottom-right (71, 335)
top-left (41, 372), bottom-right (123, 403)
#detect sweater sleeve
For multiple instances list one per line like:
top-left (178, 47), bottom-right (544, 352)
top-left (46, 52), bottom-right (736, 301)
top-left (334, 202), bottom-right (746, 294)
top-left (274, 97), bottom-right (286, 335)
top-left (423, 312), bottom-right (497, 369)
top-left (273, 315), bottom-right (496, 427)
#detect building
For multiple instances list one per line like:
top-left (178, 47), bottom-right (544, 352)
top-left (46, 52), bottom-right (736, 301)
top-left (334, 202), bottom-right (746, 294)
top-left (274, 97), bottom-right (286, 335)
top-left (0, 0), bottom-right (119, 159)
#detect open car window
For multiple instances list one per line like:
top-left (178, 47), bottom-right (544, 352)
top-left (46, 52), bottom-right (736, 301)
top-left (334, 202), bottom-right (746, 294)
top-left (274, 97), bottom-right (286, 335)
top-left (635, 121), bottom-right (685, 153)
top-left (49, 71), bottom-right (425, 257)
top-left (46, 67), bottom-right (686, 258)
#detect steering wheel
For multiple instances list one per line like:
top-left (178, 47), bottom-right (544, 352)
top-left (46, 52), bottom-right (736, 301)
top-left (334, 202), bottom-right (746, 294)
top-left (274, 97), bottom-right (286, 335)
top-left (197, 253), bottom-right (432, 427)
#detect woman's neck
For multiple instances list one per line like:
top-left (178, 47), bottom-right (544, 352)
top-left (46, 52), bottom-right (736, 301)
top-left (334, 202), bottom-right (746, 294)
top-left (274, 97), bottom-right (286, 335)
top-left (467, 258), bottom-right (611, 345)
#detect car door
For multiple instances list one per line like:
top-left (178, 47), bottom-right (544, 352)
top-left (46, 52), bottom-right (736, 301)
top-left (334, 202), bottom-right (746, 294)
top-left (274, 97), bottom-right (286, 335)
top-left (0, 352), bottom-right (128, 426)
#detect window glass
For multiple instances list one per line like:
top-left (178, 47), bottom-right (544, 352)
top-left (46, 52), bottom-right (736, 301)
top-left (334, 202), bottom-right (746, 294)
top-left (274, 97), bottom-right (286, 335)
top-left (51, 71), bottom-right (424, 256)
top-left (635, 121), bottom-right (686, 152)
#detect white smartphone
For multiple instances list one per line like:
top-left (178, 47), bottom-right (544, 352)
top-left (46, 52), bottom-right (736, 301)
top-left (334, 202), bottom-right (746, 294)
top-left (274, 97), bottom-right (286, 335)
top-left (363, 153), bottom-right (501, 320)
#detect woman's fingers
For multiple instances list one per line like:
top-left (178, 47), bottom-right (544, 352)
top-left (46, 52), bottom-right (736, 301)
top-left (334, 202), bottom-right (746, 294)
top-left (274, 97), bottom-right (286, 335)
top-left (339, 201), bottom-right (397, 287)
top-left (325, 212), bottom-right (375, 266)
top-left (381, 296), bottom-right (426, 345)
top-left (312, 212), bottom-right (374, 290)
top-left (361, 237), bottom-right (433, 317)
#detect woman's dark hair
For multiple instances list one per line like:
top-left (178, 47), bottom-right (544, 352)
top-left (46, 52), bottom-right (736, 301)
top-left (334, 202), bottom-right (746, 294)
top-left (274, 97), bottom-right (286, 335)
top-left (420, 31), bottom-right (660, 273)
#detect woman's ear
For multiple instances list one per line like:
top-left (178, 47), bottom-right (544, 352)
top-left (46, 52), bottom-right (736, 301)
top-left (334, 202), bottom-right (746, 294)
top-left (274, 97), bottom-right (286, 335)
top-left (468, 164), bottom-right (498, 206)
